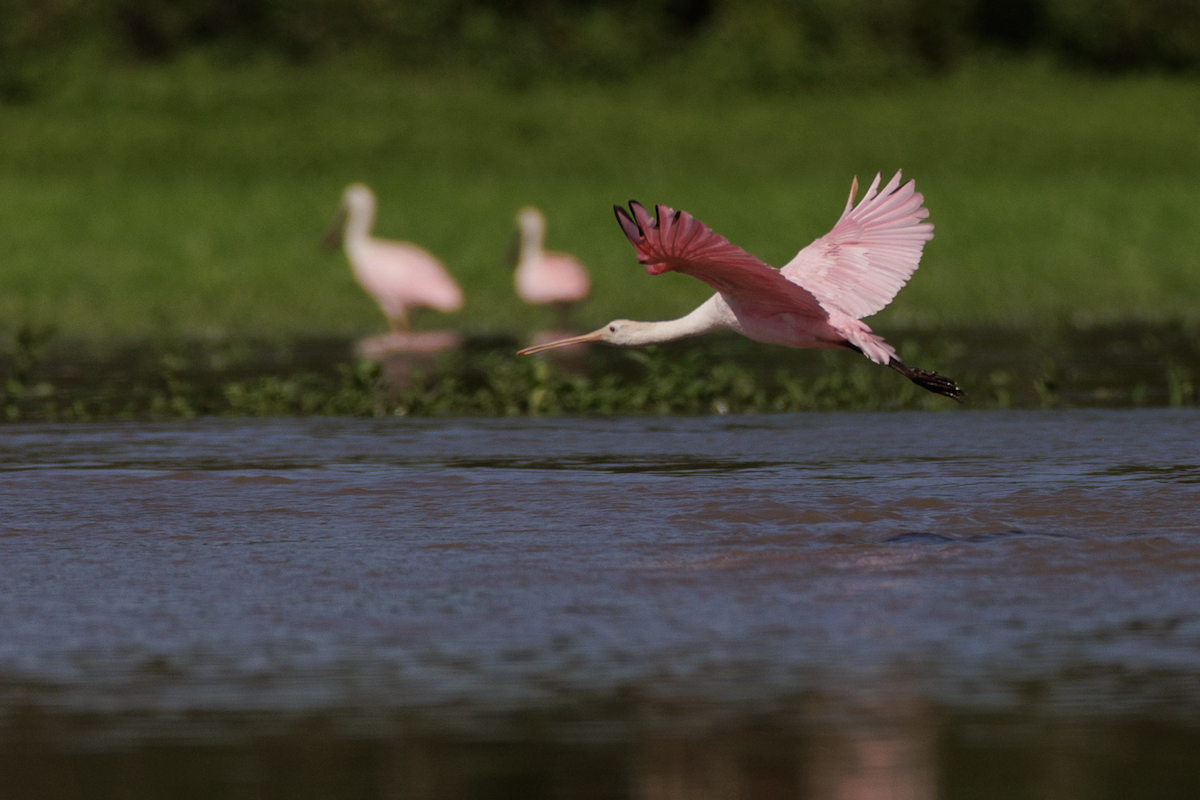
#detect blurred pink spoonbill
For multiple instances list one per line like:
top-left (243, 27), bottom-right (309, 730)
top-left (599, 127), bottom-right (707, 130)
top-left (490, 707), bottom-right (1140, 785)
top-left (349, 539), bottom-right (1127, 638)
top-left (519, 172), bottom-right (962, 400)
top-left (510, 206), bottom-right (591, 327)
top-left (323, 183), bottom-right (464, 335)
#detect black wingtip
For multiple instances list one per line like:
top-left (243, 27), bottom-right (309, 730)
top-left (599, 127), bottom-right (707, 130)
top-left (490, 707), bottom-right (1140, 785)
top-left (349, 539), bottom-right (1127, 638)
top-left (615, 202), bottom-right (642, 244)
top-left (630, 200), bottom-right (660, 230)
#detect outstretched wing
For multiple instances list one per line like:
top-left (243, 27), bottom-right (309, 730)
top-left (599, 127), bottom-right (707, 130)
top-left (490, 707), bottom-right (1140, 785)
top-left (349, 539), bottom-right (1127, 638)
top-left (614, 201), bottom-right (828, 321)
top-left (782, 171), bottom-right (933, 320)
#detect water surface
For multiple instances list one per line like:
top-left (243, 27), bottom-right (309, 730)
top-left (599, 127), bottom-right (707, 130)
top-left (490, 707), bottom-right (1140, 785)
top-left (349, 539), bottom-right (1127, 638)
top-left (1, 410), bottom-right (1199, 797)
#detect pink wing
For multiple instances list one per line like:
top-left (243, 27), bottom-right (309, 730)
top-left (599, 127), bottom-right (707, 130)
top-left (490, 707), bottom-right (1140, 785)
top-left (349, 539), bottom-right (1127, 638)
top-left (782, 171), bottom-right (933, 320)
top-left (614, 201), bottom-right (828, 322)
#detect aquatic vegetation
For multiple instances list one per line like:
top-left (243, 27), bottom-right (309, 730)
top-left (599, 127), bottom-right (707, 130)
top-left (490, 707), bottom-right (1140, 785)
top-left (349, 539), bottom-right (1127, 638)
top-left (0, 333), bottom-right (943, 420)
top-left (1166, 363), bottom-right (1196, 408)
top-left (1, 324), bottom-right (1198, 421)
top-left (216, 346), bottom-right (949, 418)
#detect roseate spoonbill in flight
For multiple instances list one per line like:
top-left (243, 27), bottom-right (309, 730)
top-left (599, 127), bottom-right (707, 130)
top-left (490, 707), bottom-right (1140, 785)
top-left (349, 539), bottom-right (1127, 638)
top-left (519, 172), bottom-right (963, 400)
top-left (323, 183), bottom-right (464, 333)
top-left (509, 206), bottom-right (591, 326)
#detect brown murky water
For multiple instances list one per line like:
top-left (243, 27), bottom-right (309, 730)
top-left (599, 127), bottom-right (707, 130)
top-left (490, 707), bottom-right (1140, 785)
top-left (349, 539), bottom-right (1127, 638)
top-left (1, 411), bottom-right (1199, 798)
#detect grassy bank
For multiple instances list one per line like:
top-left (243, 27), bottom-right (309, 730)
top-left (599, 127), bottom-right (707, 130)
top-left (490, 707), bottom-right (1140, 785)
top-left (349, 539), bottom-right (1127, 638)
top-left (1, 58), bottom-right (1199, 340)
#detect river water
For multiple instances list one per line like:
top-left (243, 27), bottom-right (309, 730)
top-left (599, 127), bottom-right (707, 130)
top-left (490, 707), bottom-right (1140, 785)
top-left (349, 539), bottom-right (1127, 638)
top-left (1, 410), bottom-right (1199, 798)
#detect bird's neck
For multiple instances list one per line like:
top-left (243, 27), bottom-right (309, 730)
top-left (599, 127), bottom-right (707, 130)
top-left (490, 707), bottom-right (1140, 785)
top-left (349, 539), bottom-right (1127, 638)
top-left (623, 295), bottom-right (736, 345)
top-left (518, 224), bottom-right (544, 264)
top-left (344, 202), bottom-right (375, 246)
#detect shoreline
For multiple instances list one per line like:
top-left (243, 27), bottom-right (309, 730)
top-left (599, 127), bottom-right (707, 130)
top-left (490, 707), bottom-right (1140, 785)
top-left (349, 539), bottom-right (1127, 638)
top-left (1, 321), bottom-right (1196, 420)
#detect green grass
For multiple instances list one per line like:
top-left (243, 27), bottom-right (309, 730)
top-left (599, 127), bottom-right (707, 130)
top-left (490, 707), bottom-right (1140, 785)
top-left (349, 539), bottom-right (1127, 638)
top-left (2, 56), bottom-right (1200, 339)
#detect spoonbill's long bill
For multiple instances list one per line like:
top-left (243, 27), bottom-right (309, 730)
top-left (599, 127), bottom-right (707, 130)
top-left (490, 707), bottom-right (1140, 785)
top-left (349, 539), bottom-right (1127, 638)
top-left (519, 172), bottom-right (963, 400)
top-left (510, 206), bottom-right (590, 325)
top-left (323, 183), bottom-right (464, 332)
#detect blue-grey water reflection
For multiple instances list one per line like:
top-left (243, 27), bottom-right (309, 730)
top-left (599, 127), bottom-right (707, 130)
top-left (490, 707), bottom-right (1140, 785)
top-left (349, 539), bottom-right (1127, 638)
top-left (1, 410), bottom-right (1199, 798)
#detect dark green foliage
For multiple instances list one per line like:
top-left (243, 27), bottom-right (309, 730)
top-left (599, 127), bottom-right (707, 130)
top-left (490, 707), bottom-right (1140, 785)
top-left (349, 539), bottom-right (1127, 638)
top-left (4, 0), bottom-right (1200, 87)
top-left (688, 0), bottom-right (975, 88)
top-left (1045, 0), bottom-right (1200, 71)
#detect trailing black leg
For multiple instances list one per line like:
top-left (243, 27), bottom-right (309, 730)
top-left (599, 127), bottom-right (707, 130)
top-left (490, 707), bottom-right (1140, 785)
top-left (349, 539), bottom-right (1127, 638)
top-left (889, 359), bottom-right (964, 401)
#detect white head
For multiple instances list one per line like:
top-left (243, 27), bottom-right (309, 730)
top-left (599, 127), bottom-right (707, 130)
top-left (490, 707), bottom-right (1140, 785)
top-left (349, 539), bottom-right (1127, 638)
top-left (321, 182), bottom-right (376, 250)
top-left (516, 206), bottom-right (546, 242)
top-left (517, 319), bottom-right (651, 354)
top-left (342, 182), bottom-right (376, 219)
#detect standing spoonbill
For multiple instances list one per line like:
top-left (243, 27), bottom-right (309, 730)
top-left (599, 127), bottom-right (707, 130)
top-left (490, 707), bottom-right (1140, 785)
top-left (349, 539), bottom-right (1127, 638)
top-left (323, 183), bottom-right (464, 333)
top-left (519, 172), bottom-right (963, 400)
top-left (510, 206), bottom-right (591, 326)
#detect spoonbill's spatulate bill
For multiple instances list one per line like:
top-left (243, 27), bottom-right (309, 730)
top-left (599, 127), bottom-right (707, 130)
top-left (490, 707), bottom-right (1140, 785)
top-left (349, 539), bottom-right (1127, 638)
top-left (519, 172), bottom-right (963, 400)
top-left (323, 183), bottom-right (464, 332)
top-left (510, 206), bottom-right (591, 322)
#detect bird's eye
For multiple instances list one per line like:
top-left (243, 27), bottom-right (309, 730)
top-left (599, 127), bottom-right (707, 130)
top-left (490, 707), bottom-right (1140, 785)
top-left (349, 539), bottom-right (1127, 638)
top-left (609, 325), bottom-right (616, 333)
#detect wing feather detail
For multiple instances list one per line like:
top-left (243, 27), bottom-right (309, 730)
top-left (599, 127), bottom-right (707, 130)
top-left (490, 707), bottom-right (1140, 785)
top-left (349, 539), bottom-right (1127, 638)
top-left (613, 201), bottom-right (828, 321)
top-left (782, 170), bottom-right (933, 320)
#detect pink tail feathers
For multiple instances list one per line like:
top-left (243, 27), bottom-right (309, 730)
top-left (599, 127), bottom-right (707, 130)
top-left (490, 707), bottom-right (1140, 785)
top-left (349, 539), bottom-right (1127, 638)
top-left (831, 315), bottom-right (896, 365)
